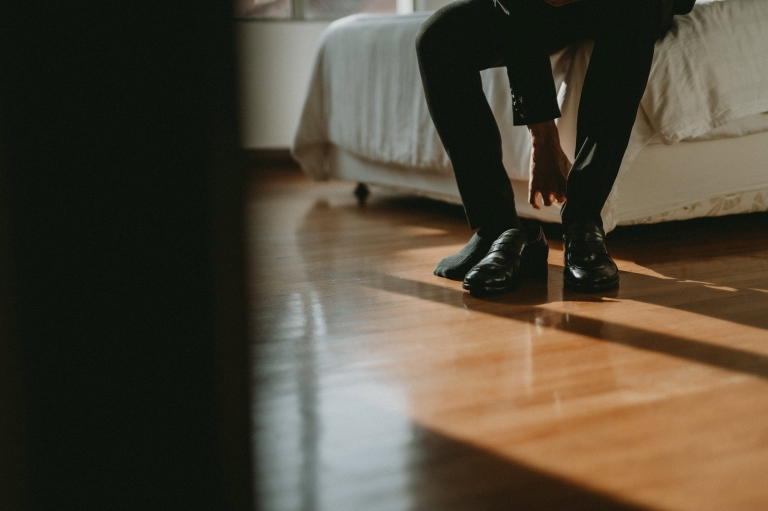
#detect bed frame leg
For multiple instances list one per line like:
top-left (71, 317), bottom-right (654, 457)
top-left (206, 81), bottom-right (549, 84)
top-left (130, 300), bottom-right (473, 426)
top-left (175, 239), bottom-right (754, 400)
top-left (354, 183), bottom-right (370, 205)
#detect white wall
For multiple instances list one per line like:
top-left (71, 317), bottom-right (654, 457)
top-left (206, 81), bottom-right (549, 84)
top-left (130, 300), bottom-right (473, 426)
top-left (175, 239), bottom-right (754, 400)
top-left (237, 21), bottom-right (330, 149)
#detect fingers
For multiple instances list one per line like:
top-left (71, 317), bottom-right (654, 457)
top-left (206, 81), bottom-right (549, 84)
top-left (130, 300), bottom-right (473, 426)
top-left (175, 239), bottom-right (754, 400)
top-left (530, 188), bottom-right (567, 209)
top-left (529, 188), bottom-right (540, 210)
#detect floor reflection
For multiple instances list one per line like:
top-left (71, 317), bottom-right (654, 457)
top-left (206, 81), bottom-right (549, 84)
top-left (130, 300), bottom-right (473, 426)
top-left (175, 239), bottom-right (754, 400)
top-left (293, 193), bottom-right (768, 333)
top-left (363, 272), bottom-right (768, 381)
top-left (256, 349), bottom-right (647, 511)
top-left (284, 198), bottom-right (768, 378)
top-left (254, 259), bottom-right (415, 510)
top-left (250, 172), bottom-right (768, 510)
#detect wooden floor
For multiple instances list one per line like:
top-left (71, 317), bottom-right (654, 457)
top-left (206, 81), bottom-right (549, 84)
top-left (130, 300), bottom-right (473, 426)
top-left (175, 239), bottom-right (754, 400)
top-left (248, 166), bottom-right (768, 511)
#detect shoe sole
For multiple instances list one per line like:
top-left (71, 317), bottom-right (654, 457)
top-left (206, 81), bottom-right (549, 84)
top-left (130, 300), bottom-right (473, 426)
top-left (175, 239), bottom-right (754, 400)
top-left (563, 274), bottom-right (620, 293)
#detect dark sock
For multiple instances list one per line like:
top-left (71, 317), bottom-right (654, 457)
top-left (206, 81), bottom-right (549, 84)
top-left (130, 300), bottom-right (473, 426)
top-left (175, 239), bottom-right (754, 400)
top-left (434, 218), bottom-right (522, 281)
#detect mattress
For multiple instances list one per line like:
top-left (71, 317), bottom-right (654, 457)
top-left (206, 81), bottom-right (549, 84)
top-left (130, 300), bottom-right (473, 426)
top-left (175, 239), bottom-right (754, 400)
top-left (647, 112), bottom-right (768, 144)
top-left (329, 127), bottom-right (768, 229)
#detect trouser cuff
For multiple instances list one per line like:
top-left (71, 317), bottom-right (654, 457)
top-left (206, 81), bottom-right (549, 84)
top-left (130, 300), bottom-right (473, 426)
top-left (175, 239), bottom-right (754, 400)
top-left (511, 93), bottom-right (561, 127)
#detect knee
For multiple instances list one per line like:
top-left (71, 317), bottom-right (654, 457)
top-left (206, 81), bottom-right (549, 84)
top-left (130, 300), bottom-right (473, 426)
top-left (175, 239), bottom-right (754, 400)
top-left (415, 14), bottom-right (446, 62)
top-left (414, 23), bottom-right (430, 60)
top-left (415, 1), bottom-right (472, 62)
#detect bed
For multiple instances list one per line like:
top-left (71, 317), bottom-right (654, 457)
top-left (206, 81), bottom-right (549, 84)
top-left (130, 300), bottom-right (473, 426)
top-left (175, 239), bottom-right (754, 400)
top-left (291, 0), bottom-right (768, 232)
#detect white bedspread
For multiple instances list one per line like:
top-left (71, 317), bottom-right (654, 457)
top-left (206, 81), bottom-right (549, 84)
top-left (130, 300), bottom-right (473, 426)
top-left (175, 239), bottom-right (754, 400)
top-left (291, 0), bottom-right (768, 190)
top-left (642, 0), bottom-right (768, 144)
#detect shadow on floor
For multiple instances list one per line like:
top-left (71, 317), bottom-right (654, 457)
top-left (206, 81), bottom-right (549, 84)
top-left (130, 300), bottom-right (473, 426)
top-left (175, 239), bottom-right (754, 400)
top-left (296, 189), bottom-right (768, 333)
top-left (404, 419), bottom-right (648, 511)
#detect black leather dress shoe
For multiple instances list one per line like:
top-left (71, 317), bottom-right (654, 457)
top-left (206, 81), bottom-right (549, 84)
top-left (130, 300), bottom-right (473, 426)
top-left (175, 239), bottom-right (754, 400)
top-left (563, 219), bottom-right (619, 292)
top-left (462, 225), bottom-right (549, 296)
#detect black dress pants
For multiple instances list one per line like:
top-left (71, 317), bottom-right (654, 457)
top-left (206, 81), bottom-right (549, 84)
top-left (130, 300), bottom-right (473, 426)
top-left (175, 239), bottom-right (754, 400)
top-left (415, 0), bottom-right (664, 230)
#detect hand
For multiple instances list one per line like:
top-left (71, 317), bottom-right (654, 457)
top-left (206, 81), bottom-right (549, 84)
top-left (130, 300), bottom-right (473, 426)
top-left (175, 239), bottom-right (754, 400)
top-left (527, 121), bottom-right (571, 210)
top-left (544, 0), bottom-right (581, 6)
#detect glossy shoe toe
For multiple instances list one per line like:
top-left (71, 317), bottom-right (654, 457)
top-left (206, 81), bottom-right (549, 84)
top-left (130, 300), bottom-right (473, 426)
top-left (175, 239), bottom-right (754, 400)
top-left (564, 251), bottom-right (619, 291)
top-left (464, 255), bottom-right (521, 295)
top-left (463, 226), bottom-right (549, 296)
top-left (563, 220), bottom-right (619, 292)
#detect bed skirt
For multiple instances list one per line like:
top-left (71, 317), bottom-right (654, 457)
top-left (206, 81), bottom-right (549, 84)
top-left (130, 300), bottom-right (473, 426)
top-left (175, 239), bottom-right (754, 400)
top-left (325, 129), bottom-right (768, 231)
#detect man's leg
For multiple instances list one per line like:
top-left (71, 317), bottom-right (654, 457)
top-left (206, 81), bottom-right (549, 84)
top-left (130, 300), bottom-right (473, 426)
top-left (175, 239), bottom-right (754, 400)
top-left (415, 0), bottom-right (522, 280)
top-left (561, 0), bottom-right (661, 230)
top-left (559, 0), bottom-right (661, 290)
top-left (415, 0), bottom-right (574, 280)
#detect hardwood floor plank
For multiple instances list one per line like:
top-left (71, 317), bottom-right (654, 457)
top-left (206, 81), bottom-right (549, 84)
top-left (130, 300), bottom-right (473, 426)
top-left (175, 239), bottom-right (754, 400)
top-left (250, 168), bottom-right (768, 511)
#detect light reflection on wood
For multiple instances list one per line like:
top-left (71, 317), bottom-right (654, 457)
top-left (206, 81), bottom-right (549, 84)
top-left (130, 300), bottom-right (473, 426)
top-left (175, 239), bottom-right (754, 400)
top-left (250, 168), bottom-right (768, 511)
